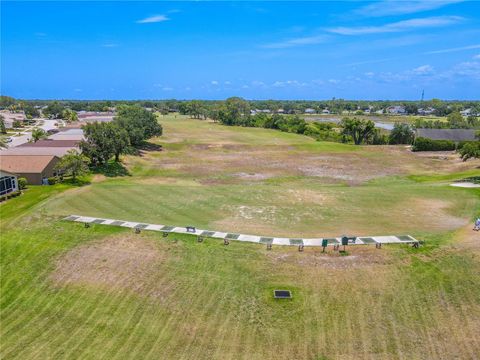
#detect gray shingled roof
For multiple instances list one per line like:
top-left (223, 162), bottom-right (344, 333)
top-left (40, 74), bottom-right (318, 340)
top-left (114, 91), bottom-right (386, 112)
top-left (416, 129), bottom-right (478, 142)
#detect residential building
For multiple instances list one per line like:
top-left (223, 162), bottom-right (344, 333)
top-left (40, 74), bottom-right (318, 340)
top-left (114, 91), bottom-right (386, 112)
top-left (386, 106), bottom-right (406, 115)
top-left (0, 147), bottom-right (76, 157)
top-left (0, 170), bottom-right (18, 196)
top-left (0, 155), bottom-right (60, 185)
top-left (19, 139), bottom-right (80, 148)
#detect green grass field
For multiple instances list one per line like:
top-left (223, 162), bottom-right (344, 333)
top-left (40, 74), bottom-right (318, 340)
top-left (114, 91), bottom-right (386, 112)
top-left (1, 115), bottom-right (480, 359)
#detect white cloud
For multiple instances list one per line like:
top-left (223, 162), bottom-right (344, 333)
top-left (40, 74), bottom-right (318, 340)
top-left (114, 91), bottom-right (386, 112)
top-left (136, 15), bottom-right (169, 24)
top-left (162, 87), bottom-right (173, 91)
top-left (224, 81), bottom-right (231, 85)
top-left (411, 64), bottom-right (434, 75)
top-left (34, 32), bottom-right (47, 37)
top-left (211, 80), bottom-right (219, 85)
top-left (355, 0), bottom-right (465, 17)
top-left (424, 44), bottom-right (480, 55)
top-left (449, 60), bottom-right (480, 79)
top-left (251, 80), bottom-right (266, 87)
top-left (272, 80), bottom-right (307, 87)
top-left (262, 35), bottom-right (329, 49)
top-left (102, 43), bottom-right (119, 48)
top-left (474, 54), bottom-right (480, 59)
top-left (327, 16), bottom-right (463, 35)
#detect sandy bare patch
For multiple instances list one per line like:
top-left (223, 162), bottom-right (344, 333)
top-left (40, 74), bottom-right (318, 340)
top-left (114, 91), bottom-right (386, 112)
top-left (396, 198), bottom-right (468, 231)
top-left (50, 235), bottom-right (173, 299)
top-left (282, 189), bottom-right (332, 205)
top-left (452, 224), bottom-right (480, 252)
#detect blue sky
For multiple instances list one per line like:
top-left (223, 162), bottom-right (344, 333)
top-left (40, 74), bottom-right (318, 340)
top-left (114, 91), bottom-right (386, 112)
top-left (2, 1), bottom-right (480, 100)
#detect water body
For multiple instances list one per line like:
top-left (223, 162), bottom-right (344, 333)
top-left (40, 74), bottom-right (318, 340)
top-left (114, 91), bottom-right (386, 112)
top-left (306, 116), bottom-right (394, 130)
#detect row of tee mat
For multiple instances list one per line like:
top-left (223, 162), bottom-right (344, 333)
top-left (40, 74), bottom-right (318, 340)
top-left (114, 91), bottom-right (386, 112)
top-left (64, 215), bottom-right (419, 247)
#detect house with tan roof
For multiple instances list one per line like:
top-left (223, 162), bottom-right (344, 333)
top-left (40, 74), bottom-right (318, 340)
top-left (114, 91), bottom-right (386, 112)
top-left (1, 147), bottom-right (76, 157)
top-left (0, 155), bottom-right (60, 185)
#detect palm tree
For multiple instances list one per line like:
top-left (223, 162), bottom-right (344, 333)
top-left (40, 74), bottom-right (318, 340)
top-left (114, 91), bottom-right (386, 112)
top-left (30, 127), bottom-right (47, 142)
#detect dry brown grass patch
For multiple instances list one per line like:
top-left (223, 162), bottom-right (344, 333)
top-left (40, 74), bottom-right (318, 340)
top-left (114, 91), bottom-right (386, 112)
top-left (50, 234), bottom-right (174, 299)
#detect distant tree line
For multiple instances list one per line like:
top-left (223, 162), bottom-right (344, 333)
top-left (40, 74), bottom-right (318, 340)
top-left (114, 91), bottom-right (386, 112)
top-left (3, 95), bottom-right (480, 118)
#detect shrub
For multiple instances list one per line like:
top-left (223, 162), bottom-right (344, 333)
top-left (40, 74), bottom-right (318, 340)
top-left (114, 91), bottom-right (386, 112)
top-left (18, 177), bottom-right (27, 190)
top-left (47, 177), bottom-right (57, 185)
top-left (457, 140), bottom-right (478, 150)
top-left (412, 137), bottom-right (456, 151)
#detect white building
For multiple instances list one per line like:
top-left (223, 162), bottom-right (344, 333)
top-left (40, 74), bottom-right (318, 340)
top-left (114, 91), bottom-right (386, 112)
top-left (0, 170), bottom-right (19, 196)
top-left (386, 106), bottom-right (406, 115)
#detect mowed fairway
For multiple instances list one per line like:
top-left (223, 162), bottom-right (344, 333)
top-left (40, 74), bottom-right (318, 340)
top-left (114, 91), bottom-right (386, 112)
top-left (1, 115), bottom-right (480, 359)
top-left (44, 115), bottom-right (478, 237)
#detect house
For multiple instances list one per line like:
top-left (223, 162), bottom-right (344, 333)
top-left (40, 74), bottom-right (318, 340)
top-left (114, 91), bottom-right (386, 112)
top-left (276, 109), bottom-right (285, 114)
top-left (0, 147), bottom-right (76, 157)
top-left (48, 128), bottom-right (84, 141)
top-left (304, 108), bottom-right (316, 114)
top-left (0, 155), bottom-right (60, 185)
top-left (19, 139), bottom-right (80, 148)
top-left (460, 108), bottom-right (472, 116)
top-left (321, 109), bottom-right (330, 114)
top-left (418, 107), bottom-right (435, 115)
top-left (415, 129), bottom-right (478, 142)
top-left (0, 170), bottom-right (19, 196)
top-left (386, 106), bottom-right (406, 115)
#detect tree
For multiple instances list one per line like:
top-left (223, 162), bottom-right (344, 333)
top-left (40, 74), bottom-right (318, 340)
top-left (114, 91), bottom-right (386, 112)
top-left (114, 105), bottom-right (162, 146)
top-left (55, 149), bottom-right (89, 182)
top-left (447, 111), bottom-right (466, 128)
top-left (62, 109), bottom-right (78, 122)
top-left (109, 124), bottom-right (130, 162)
top-left (218, 97), bottom-right (250, 125)
top-left (43, 101), bottom-right (64, 119)
top-left (341, 117), bottom-right (376, 145)
top-left (0, 137), bottom-right (8, 149)
top-left (389, 123), bottom-right (415, 144)
top-left (0, 115), bottom-right (6, 134)
top-left (30, 128), bottom-right (47, 142)
top-left (458, 142), bottom-right (480, 161)
top-left (0, 95), bottom-right (16, 108)
top-left (186, 101), bottom-right (205, 119)
top-left (80, 122), bottom-right (115, 165)
top-left (404, 104), bottom-right (418, 115)
top-left (23, 104), bottom-right (40, 119)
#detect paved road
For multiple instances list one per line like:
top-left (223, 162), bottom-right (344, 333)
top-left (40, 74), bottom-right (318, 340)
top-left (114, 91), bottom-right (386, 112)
top-left (2, 119), bottom-right (60, 149)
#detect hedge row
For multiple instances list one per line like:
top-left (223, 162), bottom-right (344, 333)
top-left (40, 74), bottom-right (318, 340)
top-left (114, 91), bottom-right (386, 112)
top-left (411, 137), bottom-right (474, 152)
top-left (0, 190), bottom-right (21, 202)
